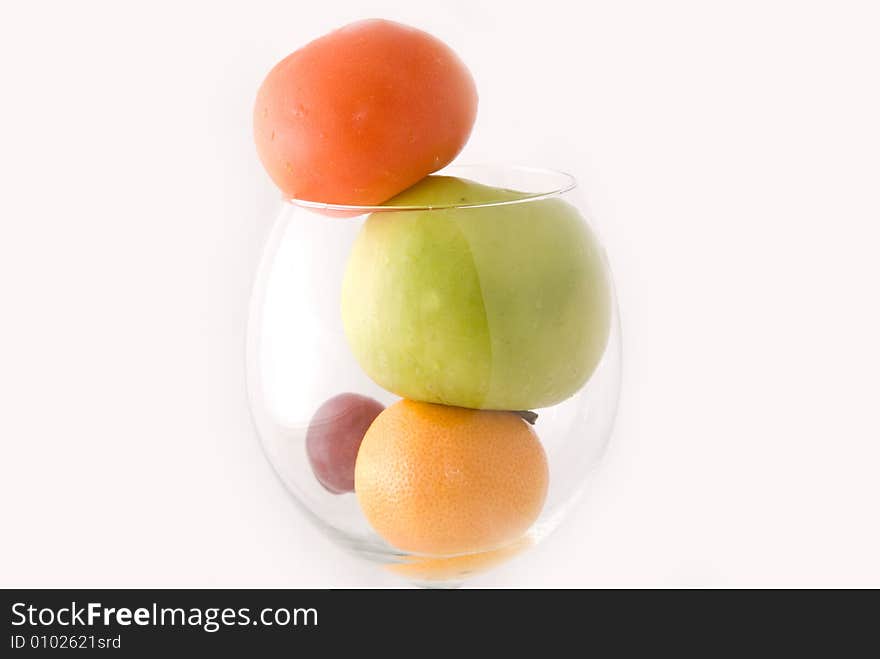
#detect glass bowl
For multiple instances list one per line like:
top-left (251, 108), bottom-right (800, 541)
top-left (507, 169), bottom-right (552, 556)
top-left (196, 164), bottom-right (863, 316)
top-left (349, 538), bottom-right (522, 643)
top-left (246, 164), bottom-right (621, 587)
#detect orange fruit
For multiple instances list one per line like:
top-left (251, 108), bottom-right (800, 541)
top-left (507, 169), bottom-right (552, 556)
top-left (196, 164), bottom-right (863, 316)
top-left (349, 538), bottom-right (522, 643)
top-left (387, 535), bottom-right (533, 584)
top-left (253, 19), bottom-right (478, 205)
top-left (354, 400), bottom-right (548, 556)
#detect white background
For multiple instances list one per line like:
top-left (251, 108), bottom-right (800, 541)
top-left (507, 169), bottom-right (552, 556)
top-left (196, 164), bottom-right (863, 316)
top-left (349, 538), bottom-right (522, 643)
top-left (2, 0), bottom-right (879, 587)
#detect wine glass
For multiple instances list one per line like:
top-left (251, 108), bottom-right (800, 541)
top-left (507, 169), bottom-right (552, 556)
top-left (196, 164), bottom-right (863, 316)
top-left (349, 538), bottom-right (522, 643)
top-left (246, 164), bottom-right (621, 587)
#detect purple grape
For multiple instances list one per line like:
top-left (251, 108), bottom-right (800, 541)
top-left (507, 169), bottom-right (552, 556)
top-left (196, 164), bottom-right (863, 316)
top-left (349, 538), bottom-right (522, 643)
top-left (306, 393), bottom-right (385, 494)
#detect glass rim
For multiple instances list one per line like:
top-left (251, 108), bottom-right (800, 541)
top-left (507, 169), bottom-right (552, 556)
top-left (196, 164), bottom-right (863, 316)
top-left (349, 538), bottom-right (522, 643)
top-left (281, 164), bottom-right (577, 213)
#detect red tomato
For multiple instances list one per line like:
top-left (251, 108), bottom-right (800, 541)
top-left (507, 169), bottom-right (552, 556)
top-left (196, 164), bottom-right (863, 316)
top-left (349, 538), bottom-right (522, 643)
top-left (254, 19), bottom-right (478, 206)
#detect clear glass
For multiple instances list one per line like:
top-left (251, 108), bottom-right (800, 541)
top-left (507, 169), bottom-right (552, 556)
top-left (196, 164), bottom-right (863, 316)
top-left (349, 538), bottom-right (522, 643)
top-left (246, 164), bottom-right (621, 586)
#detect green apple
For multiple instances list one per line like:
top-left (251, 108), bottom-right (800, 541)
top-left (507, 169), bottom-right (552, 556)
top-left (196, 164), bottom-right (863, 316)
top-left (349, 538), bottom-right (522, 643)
top-left (341, 176), bottom-right (611, 410)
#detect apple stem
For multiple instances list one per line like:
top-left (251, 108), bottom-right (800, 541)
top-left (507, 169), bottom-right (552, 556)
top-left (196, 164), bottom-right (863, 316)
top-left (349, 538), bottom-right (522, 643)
top-left (515, 410), bottom-right (539, 425)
